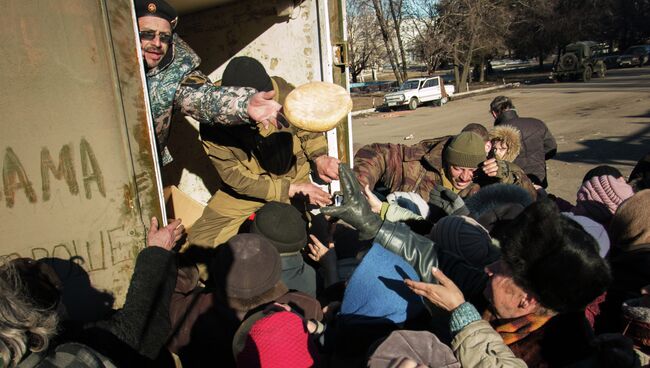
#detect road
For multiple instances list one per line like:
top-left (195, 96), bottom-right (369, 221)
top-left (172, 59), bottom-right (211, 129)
top-left (351, 67), bottom-right (650, 200)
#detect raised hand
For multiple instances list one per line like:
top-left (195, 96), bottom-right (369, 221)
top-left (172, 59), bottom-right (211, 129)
top-left (320, 164), bottom-right (382, 240)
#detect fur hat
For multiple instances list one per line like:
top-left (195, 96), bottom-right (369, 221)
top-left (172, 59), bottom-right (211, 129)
top-left (211, 234), bottom-right (288, 311)
top-left (236, 311), bottom-right (318, 367)
top-left (250, 202), bottom-right (308, 254)
top-left (501, 200), bottom-right (611, 313)
top-left (443, 132), bottom-right (486, 168)
top-left (609, 189), bottom-right (650, 252)
top-left (489, 124), bottom-right (521, 162)
top-left (368, 330), bottom-right (460, 368)
top-left (464, 183), bottom-right (533, 236)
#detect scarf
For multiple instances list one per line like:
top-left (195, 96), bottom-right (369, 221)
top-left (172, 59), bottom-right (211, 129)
top-left (492, 313), bottom-right (553, 345)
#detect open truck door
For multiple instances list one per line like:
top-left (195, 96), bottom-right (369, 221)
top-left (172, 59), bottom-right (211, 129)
top-left (1, 0), bottom-right (165, 318)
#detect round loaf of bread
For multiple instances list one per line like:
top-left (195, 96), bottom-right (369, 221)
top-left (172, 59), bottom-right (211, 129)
top-left (283, 81), bottom-right (352, 132)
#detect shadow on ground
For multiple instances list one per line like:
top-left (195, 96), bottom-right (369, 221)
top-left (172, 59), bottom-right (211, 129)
top-left (554, 122), bottom-right (650, 167)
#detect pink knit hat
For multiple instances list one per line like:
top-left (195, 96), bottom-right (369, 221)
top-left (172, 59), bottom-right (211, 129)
top-left (237, 311), bottom-right (318, 368)
top-left (576, 175), bottom-right (634, 214)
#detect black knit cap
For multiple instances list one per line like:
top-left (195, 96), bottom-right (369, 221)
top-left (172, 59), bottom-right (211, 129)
top-left (250, 202), bottom-right (308, 254)
top-left (500, 199), bottom-right (611, 313)
top-left (212, 234), bottom-right (283, 300)
top-left (134, 0), bottom-right (178, 26)
top-left (582, 165), bottom-right (623, 183)
top-left (222, 56), bottom-right (274, 93)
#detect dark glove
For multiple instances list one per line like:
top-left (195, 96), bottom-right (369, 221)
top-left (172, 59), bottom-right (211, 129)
top-left (428, 184), bottom-right (469, 216)
top-left (321, 164), bottom-right (382, 240)
top-left (495, 159), bottom-right (512, 181)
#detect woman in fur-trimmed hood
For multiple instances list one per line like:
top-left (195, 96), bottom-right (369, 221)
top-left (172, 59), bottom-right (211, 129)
top-left (489, 125), bottom-right (522, 162)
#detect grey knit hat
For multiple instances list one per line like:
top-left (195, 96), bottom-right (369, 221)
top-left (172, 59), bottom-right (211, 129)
top-left (443, 132), bottom-right (486, 168)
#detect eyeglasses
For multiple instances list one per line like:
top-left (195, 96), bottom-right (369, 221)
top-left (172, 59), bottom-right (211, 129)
top-left (139, 30), bottom-right (173, 44)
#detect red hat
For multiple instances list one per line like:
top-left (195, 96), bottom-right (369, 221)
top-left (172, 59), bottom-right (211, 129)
top-left (237, 311), bottom-right (318, 368)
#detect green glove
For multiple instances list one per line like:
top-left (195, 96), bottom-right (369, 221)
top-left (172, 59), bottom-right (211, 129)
top-left (428, 184), bottom-right (470, 216)
top-left (321, 164), bottom-right (383, 240)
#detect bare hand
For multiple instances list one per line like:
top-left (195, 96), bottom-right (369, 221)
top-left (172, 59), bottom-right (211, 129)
top-left (147, 217), bottom-right (184, 251)
top-left (314, 155), bottom-right (340, 183)
top-left (289, 183), bottom-right (332, 206)
top-left (307, 234), bottom-right (336, 265)
top-left (481, 158), bottom-right (499, 177)
top-left (363, 184), bottom-right (383, 214)
top-left (248, 91), bottom-right (282, 129)
top-left (405, 267), bottom-right (465, 312)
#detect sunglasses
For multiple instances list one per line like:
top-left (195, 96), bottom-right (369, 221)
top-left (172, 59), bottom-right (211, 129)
top-left (139, 30), bottom-right (173, 44)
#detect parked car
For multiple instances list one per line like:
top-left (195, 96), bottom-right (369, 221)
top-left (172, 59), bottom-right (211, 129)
top-left (383, 76), bottom-right (455, 110)
top-left (617, 45), bottom-right (650, 67)
top-left (552, 41), bottom-right (607, 82)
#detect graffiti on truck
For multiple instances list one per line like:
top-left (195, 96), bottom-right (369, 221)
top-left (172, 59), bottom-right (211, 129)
top-left (2, 138), bottom-right (106, 208)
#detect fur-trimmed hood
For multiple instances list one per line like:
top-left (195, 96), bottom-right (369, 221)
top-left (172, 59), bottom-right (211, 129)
top-left (489, 125), bottom-right (522, 162)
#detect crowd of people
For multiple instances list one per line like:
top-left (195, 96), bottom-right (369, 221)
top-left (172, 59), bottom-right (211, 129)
top-left (2, 0), bottom-right (650, 367)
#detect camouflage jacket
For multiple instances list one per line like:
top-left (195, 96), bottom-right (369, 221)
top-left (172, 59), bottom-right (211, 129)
top-left (146, 35), bottom-right (255, 165)
top-left (202, 124), bottom-right (328, 205)
top-left (354, 136), bottom-right (537, 202)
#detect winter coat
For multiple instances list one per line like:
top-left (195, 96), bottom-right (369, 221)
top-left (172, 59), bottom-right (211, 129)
top-left (146, 35), bottom-right (256, 165)
top-left (451, 320), bottom-right (527, 368)
top-left (489, 124), bottom-right (522, 162)
top-left (494, 110), bottom-right (557, 187)
top-left (18, 247), bottom-right (177, 368)
top-left (354, 136), bottom-right (452, 202)
top-left (354, 136), bottom-right (537, 202)
top-left (199, 122), bottom-right (327, 219)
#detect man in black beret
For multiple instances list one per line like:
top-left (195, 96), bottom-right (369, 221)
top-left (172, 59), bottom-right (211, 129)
top-left (134, 0), bottom-right (282, 165)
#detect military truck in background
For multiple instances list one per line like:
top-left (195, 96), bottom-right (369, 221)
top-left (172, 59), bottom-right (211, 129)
top-left (552, 41), bottom-right (607, 82)
top-left (1, 0), bottom-right (349, 318)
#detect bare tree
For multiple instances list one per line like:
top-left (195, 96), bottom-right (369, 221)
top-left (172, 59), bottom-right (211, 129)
top-left (436, 0), bottom-right (510, 92)
top-left (347, 0), bottom-right (384, 82)
top-left (388, 0), bottom-right (409, 81)
top-left (370, 0), bottom-right (404, 84)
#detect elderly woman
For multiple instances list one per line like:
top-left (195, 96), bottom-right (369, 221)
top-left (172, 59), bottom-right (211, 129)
top-left (0, 217), bottom-right (183, 368)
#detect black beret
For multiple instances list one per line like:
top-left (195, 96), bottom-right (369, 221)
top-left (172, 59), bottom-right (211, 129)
top-left (134, 0), bottom-right (178, 27)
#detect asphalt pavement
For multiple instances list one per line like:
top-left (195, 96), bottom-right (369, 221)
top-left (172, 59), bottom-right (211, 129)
top-left (352, 67), bottom-right (650, 200)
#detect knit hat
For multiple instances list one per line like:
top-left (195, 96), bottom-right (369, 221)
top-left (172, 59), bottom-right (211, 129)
top-left (134, 0), bottom-right (178, 27)
top-left (430, 216), bottom-right (500, 268)
top-left (562, 212), bottom-right (610, 258)
top-left (576, 175), bottom-right (634, 215)
top-left (222, 56), bottom-right (274, 93)
top-left (368, 330), bottom-right (461, 368)
top-left (489, 124), bottom-right (521, 162)
top-left (582, 165), bottom-right (623, 183)
top-left (609, 189), bottom-right (650, 252)
top-left (211, 234), bottom-right (287, 309)
top-left (250, 202), bottom-right (308, 254)
top-left (232, 291), bottom-right (323, 359)
top-left (340, 243), bottom-right (425, 324)
top-left (236, 311), bottom-right (318, 368)
top-left (501, 199), bottom-right (611, 313)
top-left (443, 132), bottom-right (486, 168)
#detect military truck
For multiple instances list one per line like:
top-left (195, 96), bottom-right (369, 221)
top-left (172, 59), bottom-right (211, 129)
top-left (552, 41), bottom-right (607, 82)
top-left (1, 0), bottom-right (349, 317)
